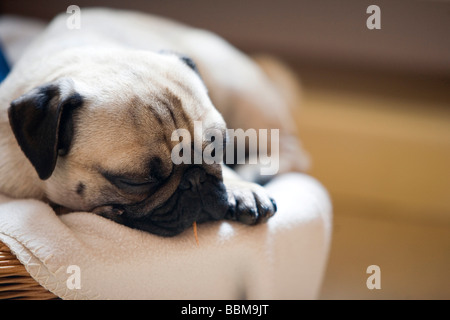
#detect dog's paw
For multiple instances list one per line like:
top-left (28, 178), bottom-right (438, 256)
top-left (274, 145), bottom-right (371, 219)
top-left (225, 180), bottom-right (277, 225)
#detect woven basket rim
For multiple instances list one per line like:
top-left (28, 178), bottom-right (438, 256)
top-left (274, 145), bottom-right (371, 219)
top-left (0, 240), bottom-right (59, 300)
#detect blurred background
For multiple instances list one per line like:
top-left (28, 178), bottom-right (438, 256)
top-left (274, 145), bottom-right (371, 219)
top-left (1, 0), bottom-right (449, 299)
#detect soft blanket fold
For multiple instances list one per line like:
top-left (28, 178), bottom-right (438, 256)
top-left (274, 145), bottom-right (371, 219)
top-left (0, 173), bottom-right (332, 300)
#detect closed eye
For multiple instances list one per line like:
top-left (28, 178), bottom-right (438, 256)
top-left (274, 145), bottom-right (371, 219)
top-left (102, 171), bottom-right (159, 194)
top-left (118, 178), bottom-right (156, 187)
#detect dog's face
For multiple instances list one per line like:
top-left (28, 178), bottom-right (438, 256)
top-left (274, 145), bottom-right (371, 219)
top-left (8, 50), bottom-right (230, 236)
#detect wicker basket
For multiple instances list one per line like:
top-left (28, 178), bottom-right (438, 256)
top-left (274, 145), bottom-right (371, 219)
top-left (0, 240), bottom-right (59, 300)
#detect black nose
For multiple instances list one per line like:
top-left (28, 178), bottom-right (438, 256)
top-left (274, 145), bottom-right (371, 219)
top-left (179, 167), bottom-right (207, 191)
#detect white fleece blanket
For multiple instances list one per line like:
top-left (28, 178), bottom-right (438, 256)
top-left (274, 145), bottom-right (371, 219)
top-left (0, 173), bottom-right (332, 300)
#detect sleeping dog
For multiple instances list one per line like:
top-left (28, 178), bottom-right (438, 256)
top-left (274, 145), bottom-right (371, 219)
top-left (0, 8), bottom-right (308, 236)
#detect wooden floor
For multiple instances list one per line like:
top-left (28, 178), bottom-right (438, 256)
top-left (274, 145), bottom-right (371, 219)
top-left (292, 64), bottom-right (450, 299)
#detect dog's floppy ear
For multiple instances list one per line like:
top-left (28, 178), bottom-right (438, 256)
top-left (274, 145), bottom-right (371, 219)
top-left (8, 78), bottom-right (83, 180)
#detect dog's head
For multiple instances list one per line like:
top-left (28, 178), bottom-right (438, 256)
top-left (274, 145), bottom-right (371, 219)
top-left (8, 50), bottom-right (230, 236)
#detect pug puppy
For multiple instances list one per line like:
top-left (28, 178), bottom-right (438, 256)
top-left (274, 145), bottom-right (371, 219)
top-left (0, 8), bottom-right (308, 236)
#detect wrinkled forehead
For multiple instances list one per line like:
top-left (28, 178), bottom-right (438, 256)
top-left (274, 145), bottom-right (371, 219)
top-left (69, 64), bottom-right (225, 162)
top-left (72, 50), bottom-right (217, 119)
